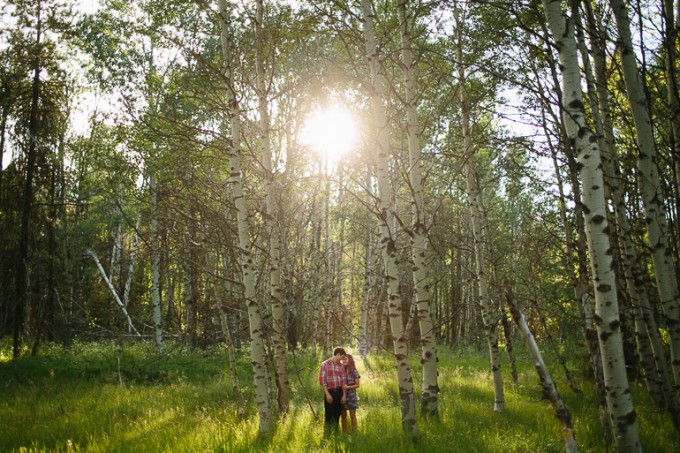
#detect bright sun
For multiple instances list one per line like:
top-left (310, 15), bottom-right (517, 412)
top-left (300, 106), bottom-right (358, 162)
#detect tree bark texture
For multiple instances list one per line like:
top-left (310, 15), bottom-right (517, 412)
top-left (361, 0), bottom-right (417, 434)
top-left (255, 0), bottom-right (290, 414)
top-left (609, 0), bottom-right (680, 392)
top-left (149, 174), bottom-right (164, 353)
top-left (397, 0), bottom-right (439, 417)
top-left (218, 0), bottom-right (272, 433)
top-left (541, 0), bottom-right (642, 449)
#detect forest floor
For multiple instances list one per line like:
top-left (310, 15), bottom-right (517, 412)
top-left (1, 339), bottom-right (678, 452)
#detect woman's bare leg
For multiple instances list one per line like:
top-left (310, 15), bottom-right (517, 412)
top-left (341, 410), bottom-right (348, 434)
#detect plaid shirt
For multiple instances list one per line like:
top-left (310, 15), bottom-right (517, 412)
top-left (319, 358), bottom-right (347, 389)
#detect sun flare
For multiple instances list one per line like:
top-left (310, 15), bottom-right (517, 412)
top-left (300, 106), bottom-right (358, 162)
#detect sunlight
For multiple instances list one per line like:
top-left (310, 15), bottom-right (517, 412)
top-left (300, 106), bottom-right (358, 163)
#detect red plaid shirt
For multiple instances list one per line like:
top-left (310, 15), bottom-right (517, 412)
top-left (319, 358), bottom-right (347, 389)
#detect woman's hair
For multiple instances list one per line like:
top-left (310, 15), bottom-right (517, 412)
top-left (344, 354), bottom-right (357, 375)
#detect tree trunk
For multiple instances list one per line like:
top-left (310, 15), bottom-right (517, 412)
top-left (123, 212), bottom-right (142, 309)
top-left (540, 11), bottom-right (612, 440)
top-left (182, 230), bottom-right (196, 351)
top-left (455, 3), bottom-right (505, 413)
top-left (255, 0), bottom-right (290, 414)
top-left (397, 0), bottom-right (439, 417)
top-left (541, 1), bottom-right (641, 449)
top-left (147, 174), bottom-right (164, 353)
top-left (663, 0), bottom-right (680, 251)
top-left (218, 0), bottom-right (273, 433)
top-left (506, 289), bottom-right (578, 453)
top-left (361, 0), bottom-right (417, 434)
top-left (110, 218), bottom-right (122, 291)
top-left (358, 172), bottom-right (373, 358)
top-left (311, 204), bottom-right (322, 356)
top-left (13, 0), bottom-right (43, 359)
top-left (581, 0), bottom-right (680, 425)
top-left (609, 0), bottom-right (680, 390)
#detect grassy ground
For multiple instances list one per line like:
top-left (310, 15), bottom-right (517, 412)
top-left (1, 339), bottom-right (678, 452)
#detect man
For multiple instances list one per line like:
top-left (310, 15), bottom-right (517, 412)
top-left (318, 347), bottom-right (347, 434)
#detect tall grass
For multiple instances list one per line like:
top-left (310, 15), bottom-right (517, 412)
top-left (1, 339), bottom-right (678, 452)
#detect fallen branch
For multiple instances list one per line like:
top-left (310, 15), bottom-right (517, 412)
top-left (506, 288), bottom-right (577, 453)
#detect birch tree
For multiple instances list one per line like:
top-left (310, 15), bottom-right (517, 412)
top-left (541, 0), bottom-right (641, 448)
top-left (455, 3), bottom-right (504, 413)
top-left (397, 0), bottom-right (439, 417)
top-left (218, 0), bottom-right (272, 433)
top-left (358, 171), bottom-right (374, 358)
top-left (149, 173), bottom-right (164, 353)
top-left (254, 0), bottom-right (290, 414)
top-left (579, 0), bottom-right (680, 425)
top-left (360, 0), bottom-right (417, 434)
top-left (609, 0), bottom-right (680, 390)
top-left (85, 250), bottom-right (141, 337)
top-left (539, 28), bottom-right (611, 437)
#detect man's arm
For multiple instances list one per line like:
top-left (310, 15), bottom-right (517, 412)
top-left (319, 362), bottom-right (333, 403)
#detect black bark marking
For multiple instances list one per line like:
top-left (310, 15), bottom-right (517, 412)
top-left (592, 214), bottom-right (606, 224)
top-left (569, 99), bottom-right (584, 110)
top-left (596, 284), bottom-right (612, 293)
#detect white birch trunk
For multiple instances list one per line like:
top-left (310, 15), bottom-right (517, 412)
top-left (86, 250), bottom-right (141, 337)
top-left (582, 3), bottom-right (680, 424)
top-left (361, 0), bottom-right (417, 434)
top-left (323, 163), bottom-right (332, 355)
top-left (218, 0), bottom-right (272, 432)
top-left (609, 0), bottom-right (680, 391)
top-left (541, 1), bottom-right (641, 449)
top-left (455, 3), bottom-right (504, 413)
top-left (549, 134), bottom-right (610, 439)
top-left (109, 222), bottom-right (122, 291)
top-left (311, 203), bottom-right (322, 356)
top-left (255, 0), bottom-right (290, 414)
top-left (358, 172), bottom-right (373, 358)
top-left (397, 0), bottom-right (439, 417)
top-left (149, 174), bottom-right (164, 353)
top-left (337, 167), bottom-right (346, 334)
top-left (507, 290), bottom-right (577, 453)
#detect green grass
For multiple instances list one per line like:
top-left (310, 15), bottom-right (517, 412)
top-left (0, 340), bottom-right (678, 452)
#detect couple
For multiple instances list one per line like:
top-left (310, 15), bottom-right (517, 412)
top-left (318, 347), bottom-right (361, 435)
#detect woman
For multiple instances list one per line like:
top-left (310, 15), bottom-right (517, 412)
top-left (341, 354), bottom-right (361, 433)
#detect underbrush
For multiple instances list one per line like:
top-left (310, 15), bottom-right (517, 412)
top-left (0, 339), bottom-right (678, 452)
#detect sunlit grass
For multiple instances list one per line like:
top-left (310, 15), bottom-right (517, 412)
top-left (0, 339), bottom-right (678, 452)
